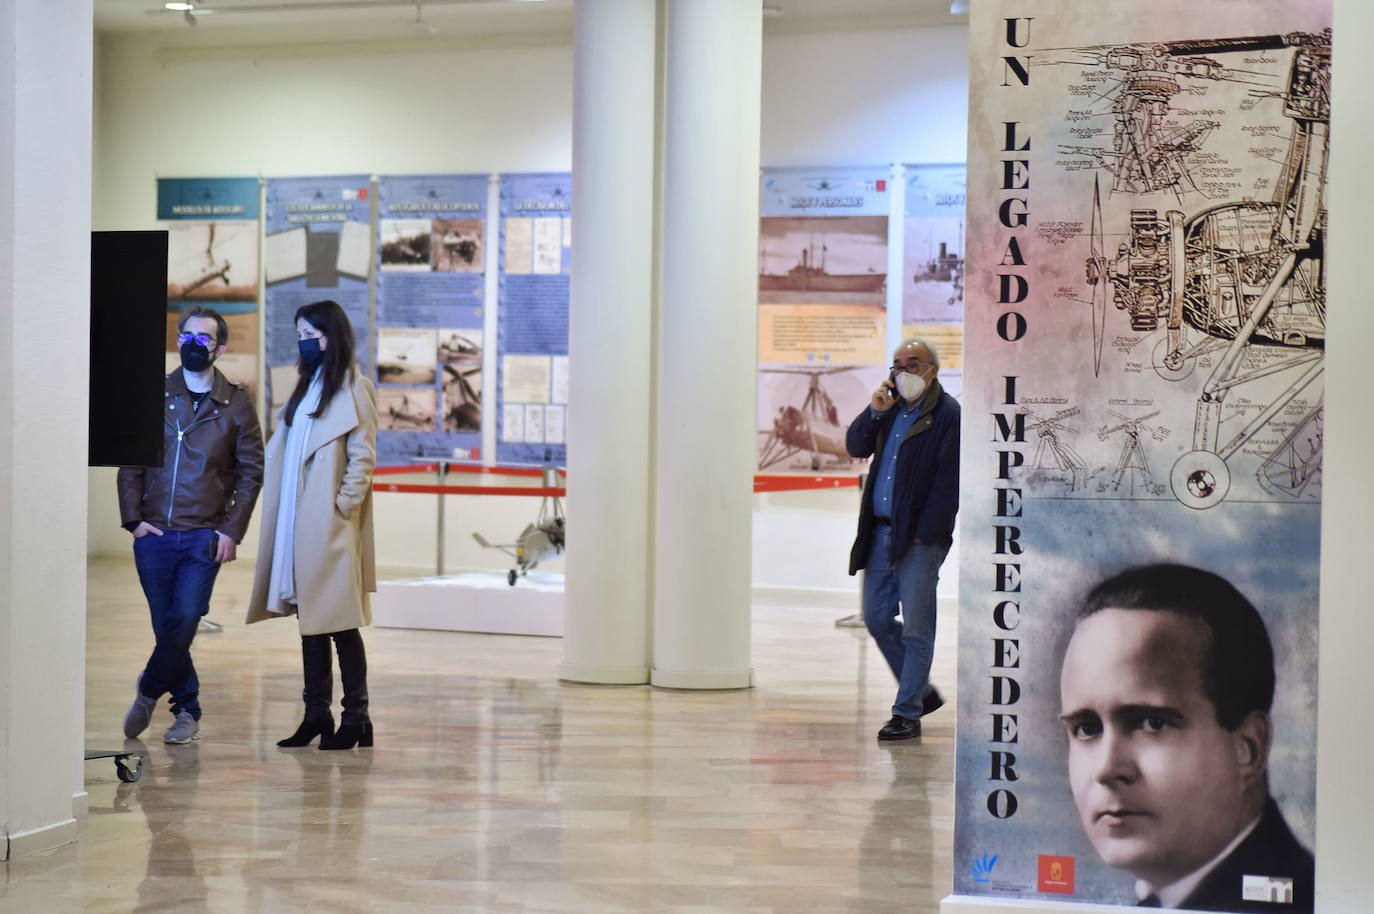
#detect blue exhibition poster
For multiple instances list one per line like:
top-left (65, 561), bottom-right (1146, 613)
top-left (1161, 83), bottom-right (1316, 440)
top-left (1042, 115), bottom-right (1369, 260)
top-left (374, 173), bottom-right (488, 465)
top-left (263, 175), bottom-right (373, 424)
top-left (496, 172), bottom-right (570, 466)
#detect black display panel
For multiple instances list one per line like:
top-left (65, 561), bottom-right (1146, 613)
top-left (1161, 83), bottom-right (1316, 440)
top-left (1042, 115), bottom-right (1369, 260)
top-left (89, 230), bottom-right (168, 468)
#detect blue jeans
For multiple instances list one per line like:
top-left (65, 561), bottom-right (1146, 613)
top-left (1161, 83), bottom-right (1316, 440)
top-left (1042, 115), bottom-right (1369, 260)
top-left (861, 524), bottom-right (948, 719)
top-left (132, 528), bottom-right (221, 720)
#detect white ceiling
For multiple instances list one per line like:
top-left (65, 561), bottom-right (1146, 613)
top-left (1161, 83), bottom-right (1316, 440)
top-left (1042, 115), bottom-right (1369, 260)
top-left (94, 0), bottom-right (967, 46)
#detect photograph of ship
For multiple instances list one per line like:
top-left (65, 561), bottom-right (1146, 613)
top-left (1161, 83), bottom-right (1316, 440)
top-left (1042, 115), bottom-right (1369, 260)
top-left (902, 217), bottom-right (965, 323)
top-left (756, 362), bottom-right (885, 472)
top-left (166, 222), bottom-right (259, 304)
top-left (379, 219), bottom-right (432, 272)
top-left (379, 387), bottom-right (436, 433)
top-left (432, 219), bottom-right (484, 273)
top-left (759, 215), bottom-right (888, 305)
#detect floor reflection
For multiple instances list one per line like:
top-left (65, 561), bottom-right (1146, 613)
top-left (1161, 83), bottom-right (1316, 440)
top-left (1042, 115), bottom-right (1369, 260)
top-left (0, 558), bottom-right (957, 913)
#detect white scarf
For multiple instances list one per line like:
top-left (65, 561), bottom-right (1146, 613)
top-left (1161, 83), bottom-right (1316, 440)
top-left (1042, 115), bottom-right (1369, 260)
top-left (268, 371), bottom-right (324, 612)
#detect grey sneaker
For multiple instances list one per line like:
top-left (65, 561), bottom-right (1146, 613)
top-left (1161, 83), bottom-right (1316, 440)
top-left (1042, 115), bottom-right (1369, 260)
top-left (164, 711), bottom-right (201, 744)
top-left (123, 692), bottom-right (157, 739)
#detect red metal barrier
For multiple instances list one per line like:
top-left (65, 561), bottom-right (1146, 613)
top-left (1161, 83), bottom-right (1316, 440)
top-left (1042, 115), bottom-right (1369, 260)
top-left (374, 463), bottom-right (556, 479)
top-left (376, 483), bottom-right (566, 497)
top-left (371, 464), bottom-right (856, 496)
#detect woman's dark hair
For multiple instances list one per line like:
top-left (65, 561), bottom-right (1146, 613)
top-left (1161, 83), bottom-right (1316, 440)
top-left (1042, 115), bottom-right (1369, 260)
top-left (284, 300), bottom-right (356, 426)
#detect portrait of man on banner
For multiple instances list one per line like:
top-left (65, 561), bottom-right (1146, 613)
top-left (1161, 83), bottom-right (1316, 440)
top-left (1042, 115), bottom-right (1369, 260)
top-left (1058, 564), bottom-right (1314, 912)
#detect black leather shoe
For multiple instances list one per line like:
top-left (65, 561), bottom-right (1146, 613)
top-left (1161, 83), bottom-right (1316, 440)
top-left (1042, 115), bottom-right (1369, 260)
top-left (878, 715), bottom-right (921, 741)
top-left (277, 716), bottom-right (334, 748)
top-left (921, 686), bottom-right (945, 717)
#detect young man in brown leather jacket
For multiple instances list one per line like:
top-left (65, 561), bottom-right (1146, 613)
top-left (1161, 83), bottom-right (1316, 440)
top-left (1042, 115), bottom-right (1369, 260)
top-left (117, 306), bottom-right (264, 744)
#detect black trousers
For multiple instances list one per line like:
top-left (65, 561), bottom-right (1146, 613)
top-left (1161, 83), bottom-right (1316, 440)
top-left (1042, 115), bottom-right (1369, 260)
top-left (300, 629), bottom-right (369, 726)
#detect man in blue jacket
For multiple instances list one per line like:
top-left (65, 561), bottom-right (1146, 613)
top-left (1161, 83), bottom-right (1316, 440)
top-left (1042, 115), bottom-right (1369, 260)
top-left (847, 337), bottom-right (960, 741)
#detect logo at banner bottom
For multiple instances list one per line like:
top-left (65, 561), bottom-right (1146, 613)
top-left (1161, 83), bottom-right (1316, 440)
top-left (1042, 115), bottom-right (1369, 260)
top-left (1037, 855), bottom-right (1075, 894)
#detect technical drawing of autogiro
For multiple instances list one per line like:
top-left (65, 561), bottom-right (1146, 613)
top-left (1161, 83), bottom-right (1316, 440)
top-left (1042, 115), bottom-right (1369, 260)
top-left (472, 472), bottom-right (565, 586)
top-left (1079, 29), bottom-right (1328, 509)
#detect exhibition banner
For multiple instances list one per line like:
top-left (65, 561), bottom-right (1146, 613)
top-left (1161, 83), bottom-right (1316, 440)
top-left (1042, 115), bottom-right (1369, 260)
top-left (496, 172), bottom-right (570, 466)
top-left (902, 163), bottom-right (967, 400)
top-left (157, 177), bottom-right (261, 397)
top-left (955, 3), bottom-right (1327, 911)
top-left (756, 165), bottom-right (890, 473)
top-left (375, 174), bottom-right (488, 465)
top-left (263, 175), bottom-right (373, 425)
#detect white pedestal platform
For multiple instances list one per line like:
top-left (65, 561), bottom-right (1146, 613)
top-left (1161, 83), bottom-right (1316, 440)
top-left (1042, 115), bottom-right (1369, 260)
top-left (374, 572), bottom-right (564, 637)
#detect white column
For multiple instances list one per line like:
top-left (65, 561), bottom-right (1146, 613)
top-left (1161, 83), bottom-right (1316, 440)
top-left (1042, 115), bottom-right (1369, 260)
top-left (0, 0), bottom-right (93, 859)
top-left (560, 0), bottom-right (658, 684)
top-left (651, 0), bottom-right (761, 689)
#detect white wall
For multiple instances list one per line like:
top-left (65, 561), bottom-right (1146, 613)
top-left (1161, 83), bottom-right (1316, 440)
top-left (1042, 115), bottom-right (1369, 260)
top-left (2, 0), bottom-right (92, 859)
top-left (762, 26), bottom-right (969, 167)
top-left (90, 23), bottom-right (969, 594)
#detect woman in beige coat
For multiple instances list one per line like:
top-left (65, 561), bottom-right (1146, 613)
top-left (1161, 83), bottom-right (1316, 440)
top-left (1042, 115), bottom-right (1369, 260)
top-left (247, 299), bottom-right (378, 750)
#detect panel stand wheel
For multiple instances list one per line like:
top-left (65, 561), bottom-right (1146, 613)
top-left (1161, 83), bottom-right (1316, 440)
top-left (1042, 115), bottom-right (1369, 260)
top-left (1170, 450), bottom-right (1230, 509)
top-left (86, 749), bottom-right (144, 783)
top-left (508, 568), bottom-right (518, 587)
top-left (115, 755), bottom-right (143, 783)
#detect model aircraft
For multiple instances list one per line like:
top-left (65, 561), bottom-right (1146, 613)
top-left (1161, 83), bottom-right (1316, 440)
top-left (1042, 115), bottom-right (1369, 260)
top-left (473, 471), bottom-right (565, 586)
top-left (757, 366), bottom-right (860, 472)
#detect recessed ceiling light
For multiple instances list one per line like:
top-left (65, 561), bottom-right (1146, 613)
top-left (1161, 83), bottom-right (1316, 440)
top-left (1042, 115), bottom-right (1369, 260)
top-left (164, 2), bottom-right (194, 9)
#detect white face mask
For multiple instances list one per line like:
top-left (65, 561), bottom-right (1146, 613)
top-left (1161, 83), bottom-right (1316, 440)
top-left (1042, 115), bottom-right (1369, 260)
top-left (895, 371), bottom-right (928, 401)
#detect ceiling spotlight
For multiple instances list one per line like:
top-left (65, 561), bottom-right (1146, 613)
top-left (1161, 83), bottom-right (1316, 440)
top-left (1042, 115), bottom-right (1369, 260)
top-left (164, 2), bottom-right (194, 9)
top-left (949, 0), bottom-right (970, 13)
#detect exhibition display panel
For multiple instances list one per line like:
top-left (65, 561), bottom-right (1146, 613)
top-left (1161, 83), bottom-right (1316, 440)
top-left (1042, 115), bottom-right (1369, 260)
top-left (949, 2), bottom-right (1326, 911)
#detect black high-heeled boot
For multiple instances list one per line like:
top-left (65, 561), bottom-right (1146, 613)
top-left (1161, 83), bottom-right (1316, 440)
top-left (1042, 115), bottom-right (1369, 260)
top-left (277, 716), bottom-right (335, 748)
top-left (319, 720), bottom-right (373, 750)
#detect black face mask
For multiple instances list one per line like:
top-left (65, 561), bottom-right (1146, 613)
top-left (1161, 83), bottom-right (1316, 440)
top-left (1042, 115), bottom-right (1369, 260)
top-left (180, 341), bottom-right (213, 373)
top-left (298, 337), bottom-right (324, 370)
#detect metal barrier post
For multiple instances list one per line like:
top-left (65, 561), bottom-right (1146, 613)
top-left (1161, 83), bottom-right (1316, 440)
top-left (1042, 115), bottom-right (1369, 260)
top-left (436, 460), bottom-right (448, 577)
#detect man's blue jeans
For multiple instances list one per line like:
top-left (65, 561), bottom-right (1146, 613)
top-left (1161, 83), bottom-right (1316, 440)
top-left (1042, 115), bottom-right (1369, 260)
top-left (861, 523), bottom-right (949, 720)
top-left (132, 528), bottom-right (220, 721)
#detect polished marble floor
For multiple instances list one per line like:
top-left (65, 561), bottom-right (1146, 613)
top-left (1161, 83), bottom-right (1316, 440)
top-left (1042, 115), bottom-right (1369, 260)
top-left (1, 558), bottom-right (956, 913)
